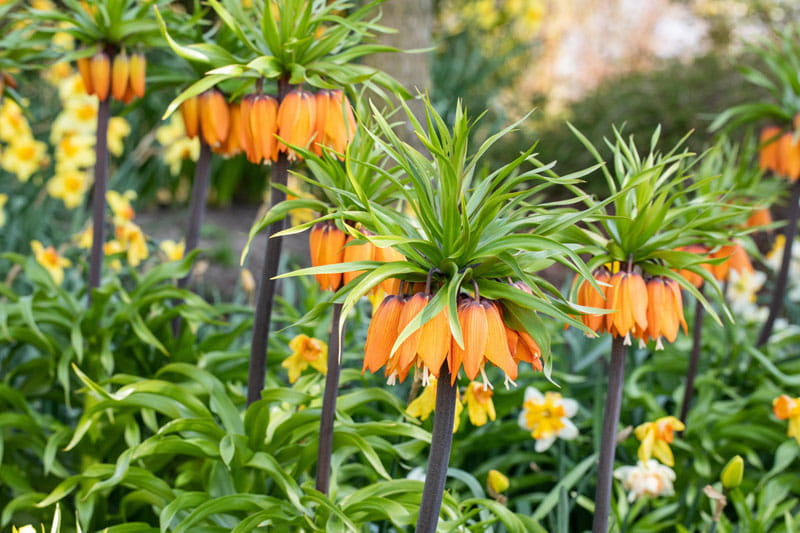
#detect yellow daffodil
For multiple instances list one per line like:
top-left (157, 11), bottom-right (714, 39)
top-left (156, 115), bottom-right (186, 145)
top-left (114, 221), bottom-right (148, 267)
top-left (406, 377), bottom-right (464, 433)
top-left (107, 190), bottom-right (136, 224)
top-left (773, 395), bottom-right (800, 444)
top-left (487, 469), bottom-right (509, 494)
top-left (56, 74), bottom-right (90, 103)
top-left (464, 381), bottom-right (496, 427)
top-left (13, 525), bottom-right (39, 533)
top-left (634, 416), bottom-right (685, 467)
top-left (103, 239), bottom-right (125, 271)
top-left (614, 460), bottom-right (676, 501)
top-left (157, 115), bottom-right (200, 175)
top-left (159, 239), bottom-right (185, 262)
top-left (0, 193), bottom-right (7, 228)
top-left (518, 386), bottom-right (579, 452)
top-left (0, 99), bottom-right (32, 142)
top-left (53, 96), bottom-right (97, 138)
top-left (55, 133), bottom-right (95, 169)
top-left (73, 224), bottom-right (93, 249)
top-left (281, 334), bottom-right (327, 383)
top-left (1, 136), bottom-right (48, 182)
top-left (107, 117), bottom-right (130, 156)
top-left (31, 240), bottom-right (71, 285)
top-left (46, 169), bottom-right (92, 208)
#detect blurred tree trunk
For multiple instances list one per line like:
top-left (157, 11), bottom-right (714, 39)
top-left (363, 0), bottom-right (433, 149)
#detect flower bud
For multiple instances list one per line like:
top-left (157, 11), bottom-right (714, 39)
top-left (487, 469), bottom-right (509, 494)
top-left (90, 51), bottom-right (111, 101)
top-left (129, 52), bottom-right (146, 98)
top-left (111, 51), bottom-right (130, 101)
top-left (721, 455), bottom-right (743, 490)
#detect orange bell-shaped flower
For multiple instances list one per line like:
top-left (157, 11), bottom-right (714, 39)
top-left (606, 271), bottom-right (648, 344)
top-left (363, 294), bottom-right (404, 374)
top-left (180, 96), bottom-right (200, 140)
top-left (308, 221), bottom-right (346, 291)
top-left (90, 51), bottom-right (111, 102)
top-left (314, 89), bottom-right (357, 156)
top-left (199, 90), bottom-right (230, 148)
top-left (111, 51), bottom-right (130, 101)
top-left (342, 231), bottom-right (376, 286)
top-left (759, 126), bottom-right (781, 173)
top-left (577, 268), bottom-right (610, 334)
top-left (277, 89), bottom-right (316, 161)
top-left (129, 52), bottom-right (146, 98)
top-left (77, 55), bottom-right (94, 95)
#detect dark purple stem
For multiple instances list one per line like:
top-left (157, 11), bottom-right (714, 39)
top-left (679, 290), bottom-right (704, 424)
top-left (315, 302), bottom-right (344, 494)
top-left (88, 98), bottom-right (110, 300)
top-left (178, 140), bottom-right (212, 289)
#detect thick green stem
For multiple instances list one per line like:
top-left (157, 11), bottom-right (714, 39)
top-left (415, 364), bottom-right (457, 533)
top-left (679, 289), bottom-right (704, 424)
top-left (591, 336), bottom-right (627, 533)
top-left (88, 98), bottom-right (110, 300)
top-left (315, 303), bottom-right (344, 495)
top-left (178, 141), bottom-right (212, 289)
top-left (247, 76), bottom-right (292, 405)
top-left (757, 178), bottom-right (800, 346)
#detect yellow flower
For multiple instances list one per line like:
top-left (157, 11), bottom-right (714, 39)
top-left (73, 224), bottom-right (93, 249)
top-left (1, 136), bottom-right (48, 182)
top-left (56, 74), bottom-right (90, 103)
top-left (108, 117), bottom-right (130, 156)
top-left (31, 0), bottom-right (55, 9)
top-left (614, 460), bottom-right (676, 501)
top-left (773, 395), bottom-right (800, 445)
top-left (464, 381), bottom-right (496, 426)
top-left (55, 133), bottom-right (95, 169)
top-left (160, 239), bottom-right (185, 262)
top-left (0, 99), bottom-right (32, 142)
top-left (106, 190), bottom-right (136, 224)
top-left (13, 525), bottom-right (39, 533)
top-left (487, 469), bottom-right (509, 494)
top-left (163, 137), bottom-right (200, 176)
top-left (156, 115), bottom-right (186, 146)
top-left (282, 334), bottom-right (328, 383)
top-left (45, 62), bottom-right (74, 85)
top-left (47, 169), bottom-right (92, 208)
top-left (31, 240), bottom-right (71, 285)
top-left (406, 377), bottom-right (464, 433)
top-left (53, 96), bottom-right (97, 138)
top-left (634, 416), bottom-right (685, 467)
top-left (103, 239), bottom-right (125, 271)
top-left (114, 221), bottom-right (148, 267)
top-left (0, 193), bottom-right (7, 228)
top-left (518, 387), bottom-right (579, 451)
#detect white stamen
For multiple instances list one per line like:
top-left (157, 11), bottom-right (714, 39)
top-left (638, 338), bottom-right (647, 349)
top-left (480, 367), bottom-right (493, 390)
top-left (386, 372), bottom-right (398, 386)
top-left (656, 337), bottom-right (664, 351)
top-left (623, 333), bottom-right (632, 346)
top-left (504, 374), bottom-right (517, 389)
top-left (422, 366), bottom-right (431, 387)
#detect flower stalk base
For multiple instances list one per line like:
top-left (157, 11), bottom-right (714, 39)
top-left (315, 302), bottom-right (343, 495)
top-left (592, 336), bottom-right (627, 533)
top-left (88, 98), bottom-right (111, 300)
top-left (416, 363), bottom-right (457, 533)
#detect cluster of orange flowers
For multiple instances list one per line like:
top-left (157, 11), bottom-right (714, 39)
top-left (364, 287), bottom-right (542, 386)
top-left (308, 221), bottom-right (403, 292)
top-left (759, 121), bottom-right (800, 181)
top-left (675, 242), bottom-right (753, 288)
top-left (179, 88), bottom-right (355, 162)
top-left (577, 268), bottom-right (688, 349)
top-left (76, 50), bottom-right (146, 103)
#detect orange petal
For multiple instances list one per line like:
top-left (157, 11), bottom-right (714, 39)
top-left (396, 293), bottom-right (428, 370)
top-left (461, 299), bottom-right (488, 380)
top-left (180, 96), bottom-right (200, 140)
top-left (129, 52), bottom-right (146, 98)
top-left (363, 295), bottom-right (403, 373)
top-left (90, 52), bottom-right (110, 101)
top-left (342, 234), bottom-right (375, 285)
top-left (77, 56), bottom-right (94, 95)
top-left (111, 51), bottom-right (129, 101)
top-left (482, 301), bottom-right (517, 380)
top-left (418, 305), bottom-right (451, 375)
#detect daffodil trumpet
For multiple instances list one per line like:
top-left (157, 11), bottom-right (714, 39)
top-left (315, 302), bottom-right (344, 495)
top-left (88, 97), bottom-right (110, 299)
top-left (757, 178), bottom-right (800, 346)
top-left (415, 362), bottom-right (458, 533)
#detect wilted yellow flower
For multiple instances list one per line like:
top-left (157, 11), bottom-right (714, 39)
top-left (73, 224), bottom-right (93, 249)
top-left (487, 469), bottom-right (509, 494)
top-left (0, 99), bottom-right (32, 142)
top-left (614, 460), bottom-right (676, 502)
top-left (160, 239), bottom-right (185, 262)
top-left (773, 394), bottom-right (800, 445)
top-left (47, 169), bottom-right (91, 208)
top-left (31, 240), bottom-right (71, 285)
top-left (634, 416), bottom-right (685, 467)
top-left (240, 268), bottom-right (256, 294)
top-left (518, 387), bottom-right (579, 451)
top-left (55, 133), bottom-right (95, 169)
top-left (282, 334), bottom-right (327, 383)
top-left (0, 193), bottom-right (7, 228)
top-left (107, 117), bottom-right (130, 156)
top-left (406, 377), bottom-right (464, 433)
top-left (106, 190), bottom-right (136, 224)
top-left (114, 221), bottom-right (148, 267)
top-left (1, 136), bottom-right (48, 182)
top-left (464, 381), bottom-right (496, 426)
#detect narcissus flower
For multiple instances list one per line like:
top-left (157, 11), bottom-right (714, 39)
top-left (107, 190), bottom-right (136, 225)
top-left (1, 136), bottom-right (48, 182)
top-left (55, 133), bottom-right (95, 169)
top-left (114, 221), bottom-right (148, 267)
top-left (107, 117), bottom-right (131, 156)
top-left (46, 169), bottom-right (92, 208)
top-left (0, 98), bottom-right (32, 142)
top-left (634, 416), bottom-right (684, 467)
top-left (31, 240), bottom-right (71, 285)
top-left (156, 115), bottom-right (200, 175)
top-left (12, 525), bottom-right (38, 533)
top-left (308, 221), bottom-right (346, 291)
top-left (406, 376), bottom-right (463, 433)
top-left (464, 381), bottom-right (496, 426)
top-left (159, 239), bottom-right (185, 262)
top-left (773, 394), bottom-right (800, 445)
top-left (518, 386), bottom-right (579, 452)
top-left (282, 334), bottom-right (327, 384)
top-left (726, 268), bottom-right (767, 320)
top-left (614, 460), bottom-right (676, 501)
